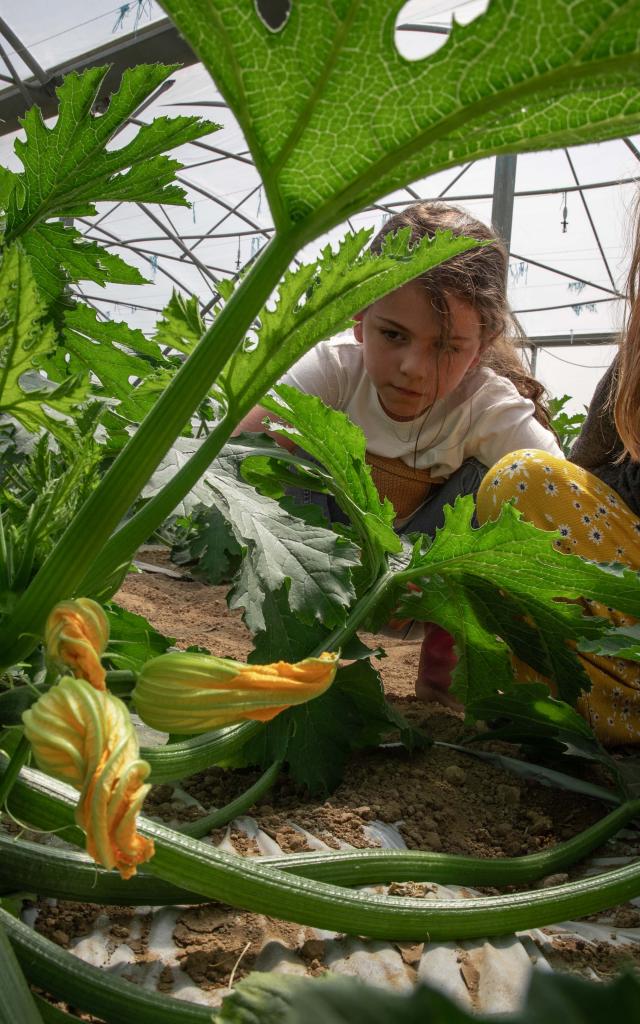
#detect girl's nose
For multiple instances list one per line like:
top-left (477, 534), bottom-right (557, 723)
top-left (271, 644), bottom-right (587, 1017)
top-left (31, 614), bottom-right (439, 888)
top-left (399, 344), bottom-right (428, 380)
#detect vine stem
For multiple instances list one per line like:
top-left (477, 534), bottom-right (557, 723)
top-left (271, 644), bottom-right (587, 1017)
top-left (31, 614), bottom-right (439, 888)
top-left (0, 735), bottom-right (30, 810)
top-left (312, 570), bottom-right (397, 656)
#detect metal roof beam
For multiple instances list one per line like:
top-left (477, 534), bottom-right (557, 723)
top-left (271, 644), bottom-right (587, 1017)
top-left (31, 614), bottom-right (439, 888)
top-left (0, 18), bottom-right (195, 138)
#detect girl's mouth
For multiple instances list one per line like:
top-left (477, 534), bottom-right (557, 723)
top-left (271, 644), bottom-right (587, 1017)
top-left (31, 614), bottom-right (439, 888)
top-left (392, 385), bottom-right (423, 397)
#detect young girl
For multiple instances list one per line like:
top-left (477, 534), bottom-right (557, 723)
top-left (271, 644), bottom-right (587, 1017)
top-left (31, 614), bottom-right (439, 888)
top-left (473, 193), bottom-right (640, 745)
top-left (235, 202), bottom-right (562, 694)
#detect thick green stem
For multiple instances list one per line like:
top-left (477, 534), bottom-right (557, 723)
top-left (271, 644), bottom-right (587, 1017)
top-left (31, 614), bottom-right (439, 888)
top-left (312, 569), bottom-right (396, 656)
top-left (0, 735), bottom-right (30, 810)
top-left (0, 231), bottom-right (300, 673)
top-left (0, 919), bottom-right (45, 1024)
top-left (2, 797), bottom-right (638, 906)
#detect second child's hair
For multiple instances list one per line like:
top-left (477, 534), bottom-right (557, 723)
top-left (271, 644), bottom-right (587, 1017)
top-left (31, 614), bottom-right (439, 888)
top-left (370, 202), bottom-right (553, 430)
top-left (615, 191), bottom-right (640, 461)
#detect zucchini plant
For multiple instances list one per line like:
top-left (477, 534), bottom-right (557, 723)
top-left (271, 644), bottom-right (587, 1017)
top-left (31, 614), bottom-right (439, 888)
top-left (2, 1), bottom-right (640, 1019)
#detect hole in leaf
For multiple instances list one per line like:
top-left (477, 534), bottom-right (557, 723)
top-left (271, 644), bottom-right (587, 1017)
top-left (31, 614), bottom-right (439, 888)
top-left (395, 0), bottom-right (490, 61)
top-left (254, 0), bottom-right (292, 32)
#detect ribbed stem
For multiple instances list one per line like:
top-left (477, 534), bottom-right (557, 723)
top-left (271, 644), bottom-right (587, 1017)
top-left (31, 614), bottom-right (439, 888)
top-left (0, 919), bottom-right (45, 1024)
top-left (142, 722), bottom-right (262, 783)
top-left (2, 799), bottom-right (638, 905)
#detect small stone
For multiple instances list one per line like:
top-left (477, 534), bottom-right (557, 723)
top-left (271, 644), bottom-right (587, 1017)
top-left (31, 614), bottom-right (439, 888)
top-left (496, 784), bottom-right (520, 805)
top-left (355, 806), bottom-right (372, 819)
top-left (397, 941), bottom-right (424, 966)
top-left (424, 831), bottom-right (442, 850)
top-left (52, 930), bottom-right (70, 946)
top-left (528, 815), bottom-right (552, 835)
top-left (381, 801), bottom-right (403, 821)
top-left (534, 872), bottom-right (569, 889)
top-left (301, 939), bottom-right (325, 960)
top-left (444, 765), bottom-right (466, 785)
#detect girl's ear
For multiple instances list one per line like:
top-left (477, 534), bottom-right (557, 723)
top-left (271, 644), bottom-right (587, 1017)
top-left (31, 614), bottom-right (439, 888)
top-left (353, 311), bottom-right (364, 343)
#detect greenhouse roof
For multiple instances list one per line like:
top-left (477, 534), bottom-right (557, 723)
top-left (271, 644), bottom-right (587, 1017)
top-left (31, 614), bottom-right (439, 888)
top-left (1, 0), bottom-right (639, 411)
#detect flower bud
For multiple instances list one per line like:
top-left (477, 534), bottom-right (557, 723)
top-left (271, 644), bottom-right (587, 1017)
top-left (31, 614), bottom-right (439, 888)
top-left (23, 676), bottom-right (154, 879)
top-left (45, 598), bottom-right (109, 691)
top-left (133, 650), bottom-right (339, 733)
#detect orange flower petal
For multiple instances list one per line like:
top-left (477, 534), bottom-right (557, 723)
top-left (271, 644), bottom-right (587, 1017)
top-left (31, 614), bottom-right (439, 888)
top-left (45, 598), bottom-right (109, 691)
top-left (23, 676), bottom-right (154, 878)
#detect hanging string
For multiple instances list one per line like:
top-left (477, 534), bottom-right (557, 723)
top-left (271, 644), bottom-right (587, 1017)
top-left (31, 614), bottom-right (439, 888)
top-left (235, 237), bottom-right (242, 270)
top-left (560, 191), bottom-right (569, 233)
top-left (150, 254), bottom-right (158, 281)
top-left (133, 0), bottom-right (153, 30)
top-left (112, 1), bottom-right (152, 34)
top-left (256, 186), bottom-right (263, 219)
top-left (508, 260), bottom-right (528, 286)
top-left (192, 201), bottom-right (197, 224)
top-left (250, 236), bottom-right (261, 258)
top-left (112, 5), bottom-right (130, 32)
top-left (571, 302), bottom-right (597, 316)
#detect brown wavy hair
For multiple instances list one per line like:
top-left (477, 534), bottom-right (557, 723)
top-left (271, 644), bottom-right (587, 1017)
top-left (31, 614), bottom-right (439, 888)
top-left (614, 192), bottom-right (640, 460)
top-left (370, 202), bottom-right (553, 431)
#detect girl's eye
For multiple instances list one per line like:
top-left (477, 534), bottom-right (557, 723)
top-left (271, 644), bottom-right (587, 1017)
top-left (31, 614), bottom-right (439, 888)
top-left (382, 329), bottom-right (404, 343)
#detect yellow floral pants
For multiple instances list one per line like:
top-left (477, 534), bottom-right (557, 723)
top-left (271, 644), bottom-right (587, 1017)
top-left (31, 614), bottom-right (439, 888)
top-left (476, 450), bottom-right (640, 745)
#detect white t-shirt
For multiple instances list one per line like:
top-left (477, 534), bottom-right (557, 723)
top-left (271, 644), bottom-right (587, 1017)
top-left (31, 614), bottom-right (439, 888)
top-left (280, 337), bottom-right (562, 478)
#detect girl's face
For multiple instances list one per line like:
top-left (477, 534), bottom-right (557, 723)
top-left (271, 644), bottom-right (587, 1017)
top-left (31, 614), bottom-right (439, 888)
top-left (354, 281), bottom-right (483, 421)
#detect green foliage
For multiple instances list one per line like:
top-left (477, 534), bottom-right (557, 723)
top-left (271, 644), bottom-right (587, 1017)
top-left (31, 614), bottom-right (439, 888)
top-left (395, 496), bottom-right (640, 705)
top-left (105, 603), bottom-right (175, 673)
top-left (548, 394), bottom-right (587, 457)
top-left (0, 430), bottom-right (101, 611)
top-left (465, 683), bottom-right (622, 785)
top-left (162, 0), bottom-right (640, 232)
top-left (169, 505), bottom-right (243, 585)
top-left (203, 446), bottom-right (360, 634)
top-left (219, 968), bottom-right (640, 1024)
top-left (4, 64), bottom-right (214, 243)
top-left (0, 246), bottom-right (86, 441)
top-left (265, 384), bottom-right (400, 562)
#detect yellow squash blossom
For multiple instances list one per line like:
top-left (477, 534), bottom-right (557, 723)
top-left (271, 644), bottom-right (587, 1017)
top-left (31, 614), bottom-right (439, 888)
top-left (23, 676), bottom-right (154, 879)
top-left (45, 597), bottom-right (109, 691)
top-left (133, 650), bottom-right (339, 733)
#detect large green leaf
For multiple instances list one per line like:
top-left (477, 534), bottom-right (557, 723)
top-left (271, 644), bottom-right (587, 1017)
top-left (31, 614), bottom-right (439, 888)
top-left (395, 497), bottom-right (640, 705)
top-left (161, 0), bottom-right (640, 231)
top-left (4, 64), bottom-right (217, 242)
top-left (204, 447), bottom-right (360, 633)
top-left (21, 223), bottom-right (146, 313)
top-left (264, 384), bottom-right (400, 558)
top-left (218, 227), bottom-right (482, 421)
top-left (0, 246), bottom-right (86, 440)
top-left (61, 304), bottom-right (168, 404)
